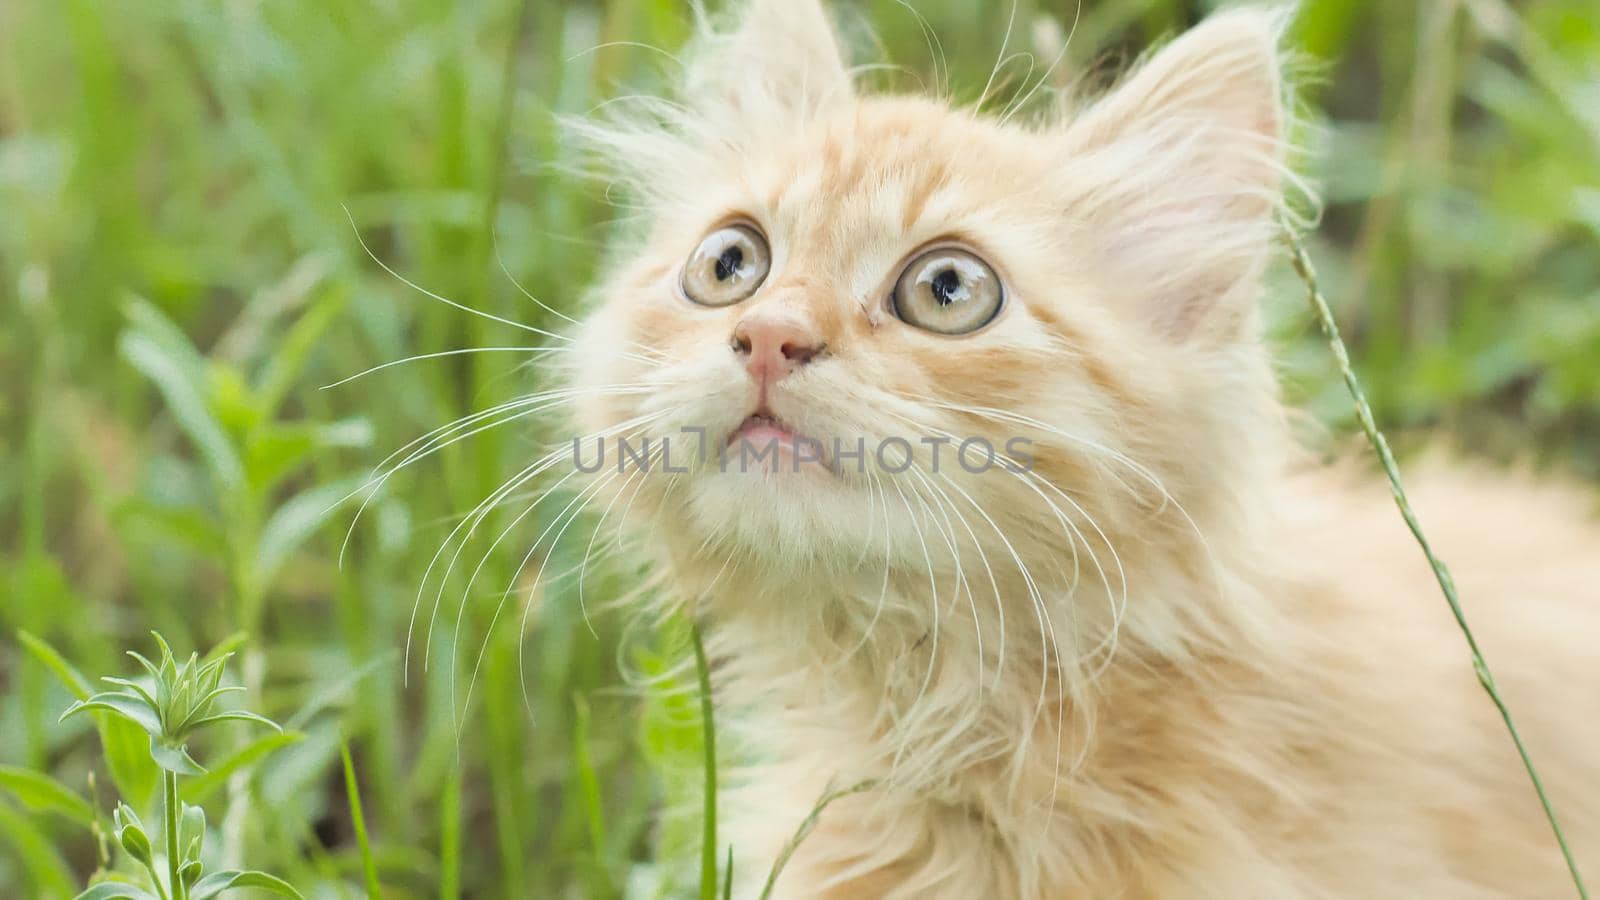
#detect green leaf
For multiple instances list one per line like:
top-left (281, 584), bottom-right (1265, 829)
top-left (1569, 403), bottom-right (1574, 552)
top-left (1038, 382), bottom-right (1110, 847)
top-left (181, 732), bottom-right (303, 804)
top-left (209, 361), bottom-right (263, 435)
top-left (126, 650), bottom-right (162, 682)
top-left (109, 499), bottom-right (225, 557)
top-left (151, 633), bottom-right (178, 682)
top-left (183, 710), bottom-right (281, 736)
top-left (254, 286), bottom-right (342, 417)
top-left (74, 882), bottom-right (160, 900)
top-left (148, 738), bottom-right (205, 776)
top-left (247, 420), bottom-right (372, 493)
top-left (100, 676), bottom-right (159, 710)
top-left (17, 629), bottom-right (92, 699)
top-left (253, 478), bottom-right (361, 588)
top-left (190, 869), bottom-right (304, 900)
top-left (0, 796), bottom-right (76, 896)
top-left (62, 692), bottom-right (163, 739)
top-left (120, 302), bottom-right (244, 490)
top-left (341, 740), bottom-right (381, 899)
top-left (0, 765), bottom-right (96, 827)
top-left (101, 715), bottom-right (160, 809)
top-left (197, 656), bottom-right (229, 696)
top-left (172, 685), bottom-right (246, 735)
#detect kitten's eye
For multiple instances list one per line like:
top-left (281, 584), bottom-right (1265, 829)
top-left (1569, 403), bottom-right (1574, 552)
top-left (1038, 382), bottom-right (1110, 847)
top-left (681, 225), bottom-right (771, 307)
top-left (891, 249), bottom-right (1003, 335)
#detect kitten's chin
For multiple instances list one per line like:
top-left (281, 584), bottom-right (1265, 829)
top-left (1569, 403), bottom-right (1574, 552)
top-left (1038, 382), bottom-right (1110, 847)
top-left (680, 465), bottom-right (876, 564)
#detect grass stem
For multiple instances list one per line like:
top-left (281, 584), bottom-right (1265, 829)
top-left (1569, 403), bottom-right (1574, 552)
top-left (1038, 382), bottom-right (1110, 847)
top-left (1286, 227), bottom-right (1589, 899)
top-left (759, 779), bottom-right (880, 900)
top-left (340, 740), bottom-right (381, 899)
top-left (691, 622), bottom-right (718, 900)
top-left (164, 770), bottom-right (183, 900)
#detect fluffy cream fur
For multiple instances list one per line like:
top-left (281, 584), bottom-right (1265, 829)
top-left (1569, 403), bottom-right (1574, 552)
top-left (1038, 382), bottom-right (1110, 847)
top-left (564, 2), bottom-right (1600, 896)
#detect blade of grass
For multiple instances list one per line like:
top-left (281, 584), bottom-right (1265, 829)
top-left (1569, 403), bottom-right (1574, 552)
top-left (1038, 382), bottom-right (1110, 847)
top-left (691, 622), bottom-right (717, 900)
top-left (759, 780), bottom-right (880, 900)
top-left (340, 740), bottom-right (381, 899)
top-left (1286, 226), bottom-right (1589, 900)
top-left (572, 694), bottom-right (615, 898)
top-left (440, 765), bottom-right (461, 900)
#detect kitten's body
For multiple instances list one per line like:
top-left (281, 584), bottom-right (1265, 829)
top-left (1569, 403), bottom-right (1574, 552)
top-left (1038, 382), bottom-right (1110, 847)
top-left (565, 3), bottom-right (1600, 896)
top-left (715, 464), bottom-right (1600, 898)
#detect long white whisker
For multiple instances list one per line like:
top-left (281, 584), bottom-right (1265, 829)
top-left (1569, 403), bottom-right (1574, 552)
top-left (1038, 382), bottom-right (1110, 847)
top-left (929, 467), bottom-right (1067, 816)
top-left (321, 347), bottom-right (561, 390)
top-left (837, 465), bottom-right (896, 669)
top-left (342, 385), bottom-right (656, 568)
top-left (565, 40), bottom-right (683, 67)
top-left (873, 410), bottom-right (1014, 688)
top-left (904, 463), bottom-right (984, 695)
top-left (891, 0), bottom-right (949, 98)
top-left (409, 407), bottom-right (668, 679)
top-left (344, 205), bottom-right (567, 341)
top-left (492, 236), bottom-right (677, 367)
top-left (901, 405), bottom-right (1125, 677)
top-left (575, 465), bottom-right (647, 637)
top-left (411, 447), bottom-right (569, 680)
top-left (908, 462), bottom-right (1008, 692)
top-left (505, 470), bottom-right (624, 724)
top-left (347, 396), bottom-right (569, 570)
top-left (885, 475), bottom-right (942, 772)
top-left (978, 0), bottom-right (1021, 110)
top-left (441, 405), bottom-right (675, 727)
top-left (998, 0), bottom-right (1083, 126)
top-left (448, 468), bottom-right (584, 734)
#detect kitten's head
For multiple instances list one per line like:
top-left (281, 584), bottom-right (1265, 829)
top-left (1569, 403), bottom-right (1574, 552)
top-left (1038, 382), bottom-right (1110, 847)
top-left (569, 1), bottom-right (1296, 597)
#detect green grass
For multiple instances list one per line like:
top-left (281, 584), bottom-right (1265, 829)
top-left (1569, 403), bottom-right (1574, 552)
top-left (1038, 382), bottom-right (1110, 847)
top-left (1, 0), bottom-right (1597, 897)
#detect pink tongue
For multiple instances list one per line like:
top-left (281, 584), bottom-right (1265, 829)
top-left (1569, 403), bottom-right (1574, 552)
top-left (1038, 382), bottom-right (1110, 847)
top-left (732, 415), bottom-right (795, 445)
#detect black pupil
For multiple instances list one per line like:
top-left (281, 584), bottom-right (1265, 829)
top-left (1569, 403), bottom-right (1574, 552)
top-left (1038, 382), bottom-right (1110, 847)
top-left (715, 245), bottom-right (744, 282)
top-left (931, 268), bottom-right (962, 306)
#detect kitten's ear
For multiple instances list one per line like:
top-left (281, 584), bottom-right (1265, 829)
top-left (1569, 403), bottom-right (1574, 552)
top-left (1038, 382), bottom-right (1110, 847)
top-left (686, 0), bottom-right (852, 132)
top-left (1063, 8), bottom-right (1293, 342)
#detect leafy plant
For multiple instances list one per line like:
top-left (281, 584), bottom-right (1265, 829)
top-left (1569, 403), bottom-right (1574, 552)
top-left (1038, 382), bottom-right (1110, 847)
top-left (58, 634), bottom-right (302, 900)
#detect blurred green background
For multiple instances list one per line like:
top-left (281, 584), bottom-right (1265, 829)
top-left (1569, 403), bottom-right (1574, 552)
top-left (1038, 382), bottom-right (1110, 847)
top-left (1, 0), bottom-right (1596, 896)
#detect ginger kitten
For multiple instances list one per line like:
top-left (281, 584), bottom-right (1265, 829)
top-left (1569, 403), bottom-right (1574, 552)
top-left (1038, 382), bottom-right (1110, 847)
top-left (563, 2), bottom-right (1600, 896)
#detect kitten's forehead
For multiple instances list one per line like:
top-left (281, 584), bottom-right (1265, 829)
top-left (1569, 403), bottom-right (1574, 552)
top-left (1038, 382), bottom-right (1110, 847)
top-left (730, 98), bottom-right (1045, 287)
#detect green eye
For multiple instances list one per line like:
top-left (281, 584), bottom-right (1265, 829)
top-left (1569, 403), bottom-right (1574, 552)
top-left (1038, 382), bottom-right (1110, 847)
top-left (891, 249), bottom-right (1003, 334)
top-left (681, 225), bottom-right (771, 307)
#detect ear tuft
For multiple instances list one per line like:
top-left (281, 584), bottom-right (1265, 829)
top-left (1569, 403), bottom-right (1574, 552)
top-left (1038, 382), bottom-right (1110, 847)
top-left (686, 0), bottom-right (853, 134)
top-left (1062, 6), bottom-right (1297, 342)
top-left (1074, 7), bottom-right (1288, 160)
top-left (563, 0), bottom-right (853, 213)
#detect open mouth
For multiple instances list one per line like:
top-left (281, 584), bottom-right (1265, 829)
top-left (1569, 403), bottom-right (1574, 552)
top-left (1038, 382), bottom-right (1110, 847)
top-left (722, 407), bottom-right (835, 475)
top-left (728, 409), bottom-right (799, 447)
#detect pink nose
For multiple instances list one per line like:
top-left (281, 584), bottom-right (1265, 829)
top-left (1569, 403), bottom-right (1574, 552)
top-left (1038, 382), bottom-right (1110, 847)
top-left (732, 310), bottom-right (825, 385)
